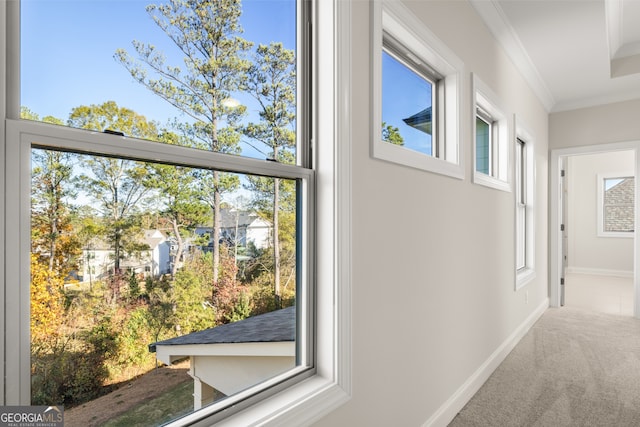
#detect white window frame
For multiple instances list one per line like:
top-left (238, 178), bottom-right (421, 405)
top-left (472, 74), bottom-right (510, 192)
top-left (597, 172), bottom-right (635, 238)
top-left (1, 0), bottom-right (352, 425)
top-left (514, 117), bottom-right (536, 289)
top-left (371, 0), bottom-right (465, 179)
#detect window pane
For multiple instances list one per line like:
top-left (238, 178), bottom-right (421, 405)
top-left (475, 116), bottom-right (490, 174)
top-left (21, 0), bottom-right (297, 161)
top-left (604, 177), bottom-right (634, 232)
top-left (515, 139), bottom-right (526, 270)
top-left (30, 147), bottom-right (299, 423)
top-left (381, 50), bottom-right (434, 156)
top-left (516, 140), bottom-right (525, 204)
top-left (516, 206), bottom-right (526, 270)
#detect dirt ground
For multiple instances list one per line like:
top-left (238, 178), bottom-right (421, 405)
top-left (64, 359), bottom-right (191, 427)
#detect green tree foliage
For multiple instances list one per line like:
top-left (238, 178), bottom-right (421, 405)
top-left (145, 131), bottom-right (209, 278)
top-left (173, 253), bottom-right (216, 333)
top-left (382, 121), bottom-right (404, 146)
top-left (115, 0), bottom-right (252, 296)
top-left (243, 42), bottom-right (297, 308)
top-left (69, 102), bottom-right (158, 299)
top-left (67, 101), bottom-right (159, 138)
top-left (30, 254), bottom-right (65, 353)
top-left (31, 148), bottom-right (81, 276)
top-left (24, 107), bottom-right (82, 276)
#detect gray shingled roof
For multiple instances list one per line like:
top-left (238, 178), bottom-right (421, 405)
top-left (149, 306), bottom-right (295, 353)
top-left (403, 107), bottom-right (432, 135)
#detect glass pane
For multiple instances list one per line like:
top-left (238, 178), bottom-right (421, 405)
top-left (22, 0), bottom-right (297, 162)
top-left (603, 177), bottom-right (634, 233)
top-left (516, 206), bottom-right (526, 270)
top-left (475, 116), bottom-right (490, 174)
top-left (516, 140), bottom-right (525, 204)
top-left (381, 50), bottom-right (434, 156)
top-left (30, 148), bottom-right (298, 424)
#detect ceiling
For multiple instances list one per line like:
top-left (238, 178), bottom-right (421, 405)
top-left (470, 0), bottom-right (640, 112)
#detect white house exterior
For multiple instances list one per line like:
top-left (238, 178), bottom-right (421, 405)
top-left (195, 209), bottom-right (272, 252)
top-left (80, 229), bottom-right (171, 283)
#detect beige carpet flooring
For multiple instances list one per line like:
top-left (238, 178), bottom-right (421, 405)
top-left (449, 307), bottom-right (640, 426)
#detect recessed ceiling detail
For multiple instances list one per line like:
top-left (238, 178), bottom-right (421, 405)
top-left (606, 0), bottom-right (640, 78)
top-left (472, 0), bottom-right (640, 112)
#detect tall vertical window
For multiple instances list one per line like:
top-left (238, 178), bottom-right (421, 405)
top-left (372, 0), bottom-right (464, 179)
top-left (515, 138), bottom-right (526, 271)
top-left (4, 0), bottom-right (345, 425)
top-left (515, 119), bottom-right (536, 289)
top-left (597, 173), bottom-right (635, 237)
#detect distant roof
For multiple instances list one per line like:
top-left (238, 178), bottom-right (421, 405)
top-left (195, 209), bottom-right (270, 231)
top-left (403, 107), bottom-right (432, 135)
top-left (85, 229), bottom-right (166, 251)
top-left (150, 306), bottom-right (295, 352)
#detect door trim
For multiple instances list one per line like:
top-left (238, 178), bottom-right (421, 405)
top-left (550, 141), bottom-right (640, 319)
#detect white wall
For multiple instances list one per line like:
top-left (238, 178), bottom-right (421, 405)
top-left (313, 1), bottom-right (549, 425)
top-left (550, 99), bottom-right (640, 150)
top-left (567, 151), bottom-right (634, 276)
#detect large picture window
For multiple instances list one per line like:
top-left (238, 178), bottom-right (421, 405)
top-left (3, 0), bottom-right (352, 425)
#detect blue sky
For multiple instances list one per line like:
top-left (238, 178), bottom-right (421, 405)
top-left (21, 0), bottom-right (296, 157)
top-left (381, 51), bottom-right (433, 156)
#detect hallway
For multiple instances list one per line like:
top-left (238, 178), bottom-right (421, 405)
top-left (449, 305), bottom-right (640, 426)
top-left (564, 273), bottom-right (634, 317)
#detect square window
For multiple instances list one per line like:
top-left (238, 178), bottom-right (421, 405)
top-left (372, 1), bottom-right (464, 179)
top-left (382, 49), bottom-right (436, 156)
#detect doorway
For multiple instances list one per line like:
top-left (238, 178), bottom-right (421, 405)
top-left (550, 143), bottom-right (639, 319)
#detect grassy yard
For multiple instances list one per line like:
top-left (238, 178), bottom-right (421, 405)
top-left (102, 380), bottom-right (193, 427)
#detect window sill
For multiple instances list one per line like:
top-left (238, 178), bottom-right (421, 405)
top-left (201, 376), bottom-right (350, 427)
top-left (373, 141), bottom-right (465, 179)
top-left (473, 171), bottom-right (511, 192)
top-left (516, 267), bottom-right (536, 290)
top-left (597, 232), bottom-right (634, 238)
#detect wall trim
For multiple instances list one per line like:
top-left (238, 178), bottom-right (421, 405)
top-left (566, 267), bottom-right (633, 279)
top-left (422, 298), bottom-right (548, 427)
top-left (550, 142), bottom-right (639, 320)
top-left (468, 0), bottom-right (554, 112)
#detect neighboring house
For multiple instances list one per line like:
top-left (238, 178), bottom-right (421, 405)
top-left (150, 306), bottom-right (295, 410)
top-left (195, 209), bottom-right (272, 253)
top-left (80, 229), bottom-right (171, 283)
top-left (604, 177), bottom-right (635, 232)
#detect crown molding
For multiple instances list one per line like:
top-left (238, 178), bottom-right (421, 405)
top-left (469, 0), bottom-right (555, 112)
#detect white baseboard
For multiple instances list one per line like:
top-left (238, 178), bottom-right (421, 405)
top-left (566, 267), bottom-right (633, 278)
top-left (422, 298), bottom-right (549, 427)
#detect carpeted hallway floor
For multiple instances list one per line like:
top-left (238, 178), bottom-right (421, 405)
top-left (449, 307), bottom-right (640, 426)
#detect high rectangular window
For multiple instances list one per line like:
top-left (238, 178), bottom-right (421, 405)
top-left (372, 1), bottom-right (464, 179)
top-left (472, 74), bottom-right (510, 192)
top-left (475, 113), bottom-right (492, 175)
top-left (381, 47), bottom-right (437, 156)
